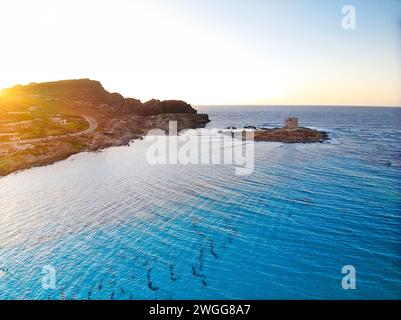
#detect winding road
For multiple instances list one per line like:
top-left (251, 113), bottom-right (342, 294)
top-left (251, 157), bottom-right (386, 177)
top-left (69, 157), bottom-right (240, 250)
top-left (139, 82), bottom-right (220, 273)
top-left (0, 115), bottom-right (98, 147)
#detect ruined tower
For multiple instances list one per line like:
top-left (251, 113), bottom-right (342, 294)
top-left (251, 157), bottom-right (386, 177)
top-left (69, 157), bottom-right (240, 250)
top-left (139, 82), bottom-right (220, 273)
top-left (284, 117), bottom-right (299, 129)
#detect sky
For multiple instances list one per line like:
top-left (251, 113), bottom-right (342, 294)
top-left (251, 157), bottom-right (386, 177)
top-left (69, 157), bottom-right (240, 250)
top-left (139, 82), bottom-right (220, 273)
top-left (0, 0), bottom-right (400, 106)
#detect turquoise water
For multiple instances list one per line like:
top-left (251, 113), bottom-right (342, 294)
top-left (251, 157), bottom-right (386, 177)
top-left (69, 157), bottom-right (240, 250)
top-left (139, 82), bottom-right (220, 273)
top-left (0, 106), bottom-right (400, 299)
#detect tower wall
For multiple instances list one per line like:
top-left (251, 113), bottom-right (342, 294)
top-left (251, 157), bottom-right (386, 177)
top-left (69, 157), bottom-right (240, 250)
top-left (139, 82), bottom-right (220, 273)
top-left (284, 117), bottom-right (299, 129)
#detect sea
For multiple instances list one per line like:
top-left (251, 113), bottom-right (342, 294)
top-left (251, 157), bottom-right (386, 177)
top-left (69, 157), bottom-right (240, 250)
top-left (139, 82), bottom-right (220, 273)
top-left (0, 106), bottom-right (400, 299)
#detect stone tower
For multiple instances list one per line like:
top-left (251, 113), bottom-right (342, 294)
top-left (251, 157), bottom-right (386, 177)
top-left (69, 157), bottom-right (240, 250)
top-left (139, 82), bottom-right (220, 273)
top-left (284, 117), bottom-right (299, 129)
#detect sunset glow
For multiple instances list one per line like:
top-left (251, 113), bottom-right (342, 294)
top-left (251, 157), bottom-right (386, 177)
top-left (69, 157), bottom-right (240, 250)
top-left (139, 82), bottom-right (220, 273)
top-left (0, 0), bottom-right (400, 106)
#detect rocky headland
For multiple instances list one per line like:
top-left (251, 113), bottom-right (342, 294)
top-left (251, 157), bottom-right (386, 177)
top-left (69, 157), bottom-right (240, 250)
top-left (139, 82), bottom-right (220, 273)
top-left (0, 79), bottom-right (209, 176)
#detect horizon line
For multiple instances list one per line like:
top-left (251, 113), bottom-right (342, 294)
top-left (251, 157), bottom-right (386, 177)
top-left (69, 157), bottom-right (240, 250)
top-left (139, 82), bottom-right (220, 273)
top-left (194, 104), bottom-right (401, 108)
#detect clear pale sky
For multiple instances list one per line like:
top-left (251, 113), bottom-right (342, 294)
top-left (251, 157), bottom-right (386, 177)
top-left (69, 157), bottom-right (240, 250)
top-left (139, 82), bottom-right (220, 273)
top-left (0, 0), bottom-right (400, 106)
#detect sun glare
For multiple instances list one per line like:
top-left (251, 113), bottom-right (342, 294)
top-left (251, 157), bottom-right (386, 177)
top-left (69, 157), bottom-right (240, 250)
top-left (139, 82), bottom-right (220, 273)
top-left (0, 0), bottom-right (400, 106)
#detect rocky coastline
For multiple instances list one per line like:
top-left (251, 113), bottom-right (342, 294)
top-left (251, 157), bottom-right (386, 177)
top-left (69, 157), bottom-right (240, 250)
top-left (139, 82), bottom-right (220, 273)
top-left (0, 79), bottom-right (210, 176)
top-left (0, 80), bottom-right (329, 177)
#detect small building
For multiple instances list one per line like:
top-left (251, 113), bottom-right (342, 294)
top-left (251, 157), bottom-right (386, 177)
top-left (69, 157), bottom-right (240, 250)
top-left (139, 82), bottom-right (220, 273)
top-left (50, 117), bottom-right (67, 125)
top-left (284, 117), bottom-right (299, 129)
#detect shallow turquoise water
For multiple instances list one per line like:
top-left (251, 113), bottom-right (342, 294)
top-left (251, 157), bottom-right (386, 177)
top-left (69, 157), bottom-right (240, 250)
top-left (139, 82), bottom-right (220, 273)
top-left (0, 106), bottom-right (400, 299)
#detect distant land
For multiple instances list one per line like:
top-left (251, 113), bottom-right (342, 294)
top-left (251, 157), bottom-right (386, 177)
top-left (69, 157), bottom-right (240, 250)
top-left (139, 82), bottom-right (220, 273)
top-left (0, 79), bottom-right (209, 176)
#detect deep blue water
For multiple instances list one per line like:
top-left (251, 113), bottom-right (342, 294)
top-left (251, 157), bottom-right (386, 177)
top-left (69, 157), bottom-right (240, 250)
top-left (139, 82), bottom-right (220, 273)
top-left (0, 106), bottom-right (400, 299)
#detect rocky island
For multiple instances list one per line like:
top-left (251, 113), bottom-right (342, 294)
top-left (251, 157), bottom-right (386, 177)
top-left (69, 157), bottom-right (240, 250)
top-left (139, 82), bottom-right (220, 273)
top-left (253, 117), bottom-right (328, 143)
top-left (0, 79), bottom-right (209, 176)
top-left (224, 117), bottom-right (329, 143)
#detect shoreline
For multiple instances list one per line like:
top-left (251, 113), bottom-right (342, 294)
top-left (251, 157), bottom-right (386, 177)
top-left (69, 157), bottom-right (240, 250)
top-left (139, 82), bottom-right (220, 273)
top-left (0, 124), bottom-right (330, 179)
top-left (0, 113), bottom-right (210, 178)
top-left (0, 134), bottom-right (139, 179)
